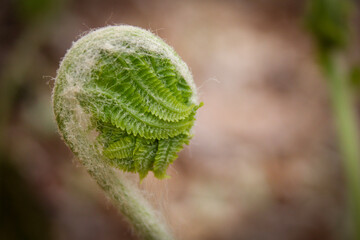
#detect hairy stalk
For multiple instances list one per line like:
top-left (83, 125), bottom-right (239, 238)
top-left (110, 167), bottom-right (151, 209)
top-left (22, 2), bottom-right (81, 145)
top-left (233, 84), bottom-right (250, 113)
top-left (77, 142), bottom-right (173, 240)
top-left (53, 25), bottom-right (202, 239)
top-left (321, 54), bottom-right (360, 239)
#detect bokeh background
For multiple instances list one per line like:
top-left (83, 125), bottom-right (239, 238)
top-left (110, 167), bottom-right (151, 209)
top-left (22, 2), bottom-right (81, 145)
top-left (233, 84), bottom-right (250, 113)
top-left (1, 0), bottom-right (360, 239)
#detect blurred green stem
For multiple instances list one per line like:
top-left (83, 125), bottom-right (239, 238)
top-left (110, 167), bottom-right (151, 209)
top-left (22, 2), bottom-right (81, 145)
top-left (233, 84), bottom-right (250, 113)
top-left (321, 52), bottom-right (360, 239)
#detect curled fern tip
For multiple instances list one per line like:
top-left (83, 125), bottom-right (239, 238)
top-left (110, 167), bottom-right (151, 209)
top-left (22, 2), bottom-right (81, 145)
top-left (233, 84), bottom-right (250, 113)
top-left (53, 25), bottom-right (202, 180)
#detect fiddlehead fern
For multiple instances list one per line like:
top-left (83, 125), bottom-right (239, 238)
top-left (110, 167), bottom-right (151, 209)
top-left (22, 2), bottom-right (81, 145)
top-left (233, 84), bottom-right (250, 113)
top-left (52, 25), bottom-right (202, 240)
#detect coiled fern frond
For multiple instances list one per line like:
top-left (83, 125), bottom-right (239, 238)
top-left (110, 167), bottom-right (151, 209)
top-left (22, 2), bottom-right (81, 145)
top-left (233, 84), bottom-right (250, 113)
top-left (52, 25), bottom-right (202, 240)
top-left (53, 25), bottom-right (202, 180)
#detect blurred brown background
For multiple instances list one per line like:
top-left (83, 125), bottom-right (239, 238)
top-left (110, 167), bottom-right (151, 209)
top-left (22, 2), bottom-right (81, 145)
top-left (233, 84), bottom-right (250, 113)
top-left (1, 0), bottom-right (359, 239)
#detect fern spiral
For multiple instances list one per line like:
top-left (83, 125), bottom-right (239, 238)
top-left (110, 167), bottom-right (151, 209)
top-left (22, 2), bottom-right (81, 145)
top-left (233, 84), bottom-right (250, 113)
top-left (52, 25), bottom-right (201, 239)
top-left (53, 25), bottom-right (201, 179)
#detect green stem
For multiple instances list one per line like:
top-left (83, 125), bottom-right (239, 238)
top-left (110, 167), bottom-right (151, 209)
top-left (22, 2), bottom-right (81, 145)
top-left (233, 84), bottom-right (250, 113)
top-left (79, 151), bottom-right (173, 240)
top-left (321, 53), bottom-right (360, 239)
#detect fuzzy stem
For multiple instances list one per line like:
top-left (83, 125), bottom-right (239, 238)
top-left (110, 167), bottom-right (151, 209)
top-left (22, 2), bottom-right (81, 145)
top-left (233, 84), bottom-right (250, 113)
top-left (79, 151), bottom-right (173, 240)
top-left (321, 53), bottom-right (360, 239)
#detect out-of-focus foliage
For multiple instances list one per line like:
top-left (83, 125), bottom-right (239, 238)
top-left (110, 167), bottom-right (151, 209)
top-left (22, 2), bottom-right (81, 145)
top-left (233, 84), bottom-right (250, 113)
top-left (350, 66), bottom-right (360, 88)
top-left (0, 155), bottom-right (51, 240)
top-left (306, 0), bottom-right (360, 239)
top-left (305, 0), bottom-right (351, 53)
top-left (14, 0), bottom-right (61, 22)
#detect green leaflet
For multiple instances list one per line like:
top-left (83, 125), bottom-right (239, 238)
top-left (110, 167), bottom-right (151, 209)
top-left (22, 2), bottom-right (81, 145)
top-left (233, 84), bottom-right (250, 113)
top-left (133, 138), bottom-right (158, 180)
top-left (97, 121), bottom-right (192, 180)
top-left (78, 50), bottom-right (202, 179)
top-left (103, 136), bottom-right (136, 159)
top-left (146, 56), bottom-right (193, 105)
top-left (153, 134), bottom-right (191, 179)
top-left (97, 121), bottom-right (128, 145)
top-left (77, 89), bottom-right (198, 139)
top-left (91, 51), bottom-right (196, 121)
